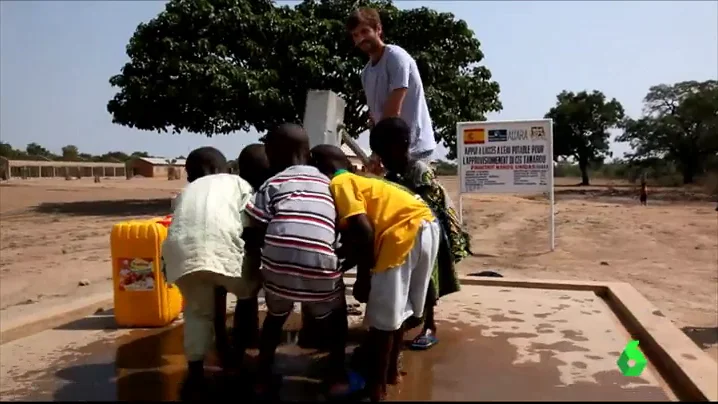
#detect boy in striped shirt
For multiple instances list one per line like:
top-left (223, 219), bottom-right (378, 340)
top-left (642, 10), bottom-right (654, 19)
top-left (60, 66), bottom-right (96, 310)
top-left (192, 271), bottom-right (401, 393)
top-left (243, 124), bottom-right (352, 397)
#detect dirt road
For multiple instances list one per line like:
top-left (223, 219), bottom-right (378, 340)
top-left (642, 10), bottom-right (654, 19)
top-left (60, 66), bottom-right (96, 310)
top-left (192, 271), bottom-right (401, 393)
top-left (0, 176), bottom-right (716, 360)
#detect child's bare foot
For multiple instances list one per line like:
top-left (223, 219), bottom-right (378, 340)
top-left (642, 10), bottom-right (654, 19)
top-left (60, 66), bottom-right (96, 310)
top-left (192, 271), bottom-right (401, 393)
top-left (179, 374), bottom-right (208, 402)
top-left (387, 371), bottom-right (403, 385)
top-left (368, 385), bottom-right (387, 402)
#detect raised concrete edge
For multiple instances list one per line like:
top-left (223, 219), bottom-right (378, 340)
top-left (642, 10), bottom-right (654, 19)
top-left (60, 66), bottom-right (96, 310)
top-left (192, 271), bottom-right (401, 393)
top-left (604, 282), bottom-right (718, 402)
top-left (0, 292), bottom-right (114, 345)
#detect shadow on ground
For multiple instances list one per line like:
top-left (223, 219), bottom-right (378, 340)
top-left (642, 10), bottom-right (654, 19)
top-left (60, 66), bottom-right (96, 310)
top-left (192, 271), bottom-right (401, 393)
top-left (54, 309), bottom-right (118, 331)
top-left (681, 326), bottom-right (718, 351)
top-left (33, 198), bottom-right (172, 217)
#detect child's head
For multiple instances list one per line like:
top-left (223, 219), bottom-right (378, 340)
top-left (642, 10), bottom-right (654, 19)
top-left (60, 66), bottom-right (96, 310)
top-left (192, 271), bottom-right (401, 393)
top-left (264, 123), bottom-right (310, 173)
top-left (369, 117), bottom-right (411, 173)
top-left (309, 144), bottom-right (354, 178)
top-left (238, 143), bottom-right (271, 190)
top-left (185, 146), bottom-right (227, 182)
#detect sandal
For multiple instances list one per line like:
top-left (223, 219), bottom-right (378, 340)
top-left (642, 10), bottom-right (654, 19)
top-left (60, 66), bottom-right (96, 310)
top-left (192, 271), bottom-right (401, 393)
top-left (410, 333), bottom-right (439, 350)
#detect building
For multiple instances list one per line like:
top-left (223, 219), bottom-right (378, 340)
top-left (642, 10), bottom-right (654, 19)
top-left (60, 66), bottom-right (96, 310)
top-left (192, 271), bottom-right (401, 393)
top-left (0, 157), bottom-right (126, 180)
top-left (125, 157), bottom-right (187, 179)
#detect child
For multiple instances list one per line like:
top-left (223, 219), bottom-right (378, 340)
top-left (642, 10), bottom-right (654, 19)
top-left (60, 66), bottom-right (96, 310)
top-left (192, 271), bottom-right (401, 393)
top-left (161, 146), bottom-right (260, 399)
top-left (369, 117), bottom-right (469, 350)
top-left (310, 144), bottom-right (441, 401)
top-left (243, 124), bottom-right (354, 398)
top-left (213, 143), bottom-right (272, 362)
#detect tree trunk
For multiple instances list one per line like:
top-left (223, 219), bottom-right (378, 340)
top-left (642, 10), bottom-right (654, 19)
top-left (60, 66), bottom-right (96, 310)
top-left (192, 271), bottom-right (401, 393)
top-left (682, 167), bottom-right (695, 184)
top-left (680, 157), bottom-right (699, 184)
top-left (578, 159), bottom-right (590, 186)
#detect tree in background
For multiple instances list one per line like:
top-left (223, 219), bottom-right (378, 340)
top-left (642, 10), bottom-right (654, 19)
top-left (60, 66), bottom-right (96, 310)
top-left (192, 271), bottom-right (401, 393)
top-left (61, 145), bottom-right (80, 160)
top-left (0, 143), bottom-right (149, 162)
top-left (545, 90), bottom-right (625, 185)
top-left (618, 80), bottom-right (718, 184)
top-left (25, 143), bottom-right (56, 160)
top-left (106, 0), bottom-right (502, 159)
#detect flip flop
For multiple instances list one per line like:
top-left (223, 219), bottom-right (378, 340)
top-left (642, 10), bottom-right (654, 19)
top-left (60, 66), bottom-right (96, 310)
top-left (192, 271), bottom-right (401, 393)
top-left (410, 333), bottom-right (439, 350)
top-left (325, 371), bottom-right (367, 401)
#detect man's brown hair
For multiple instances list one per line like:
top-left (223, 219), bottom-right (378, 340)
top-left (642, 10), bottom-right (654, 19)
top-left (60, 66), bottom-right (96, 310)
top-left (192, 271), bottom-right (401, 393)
top-left (346, 7), bottom-right (382, 32)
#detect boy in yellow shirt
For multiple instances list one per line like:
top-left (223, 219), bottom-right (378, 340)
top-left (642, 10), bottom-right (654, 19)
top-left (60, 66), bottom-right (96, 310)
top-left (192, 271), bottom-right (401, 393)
top-left (310, 144), bottom-right (441, 401)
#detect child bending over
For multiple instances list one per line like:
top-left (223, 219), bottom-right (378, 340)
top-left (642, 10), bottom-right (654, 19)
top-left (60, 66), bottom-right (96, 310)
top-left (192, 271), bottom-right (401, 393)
top-left (310, 144), bottom-right (441, 401)
top-left (243, 124), bottom-right (354, 398)
top-left (370, 117), bottom-right (469, 350)
top-left (213, 143), bottom-right (272, 364)
top-left (161, 147), bottom-right (262, 399)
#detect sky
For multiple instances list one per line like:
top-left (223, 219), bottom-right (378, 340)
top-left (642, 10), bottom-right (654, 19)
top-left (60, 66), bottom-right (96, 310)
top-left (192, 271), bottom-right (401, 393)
top-left (1, 1), bottom-right (716, 161)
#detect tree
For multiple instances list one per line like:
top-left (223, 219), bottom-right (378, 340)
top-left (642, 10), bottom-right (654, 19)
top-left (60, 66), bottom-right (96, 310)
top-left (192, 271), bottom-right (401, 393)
top-left (25, 143), bottom-right (55, 159)
top-left (99, 151), bottom-right (131, 162)
top-left (0, 142), bottom-right (17, 158)
top-left (545, 90), bottom-right (625, 185)
top-left (61, 145), bottom-right (80, 160)
top-left (618, 80), bottom-right (718, 184)
top-left (106, 0), bottom-right (502, 159)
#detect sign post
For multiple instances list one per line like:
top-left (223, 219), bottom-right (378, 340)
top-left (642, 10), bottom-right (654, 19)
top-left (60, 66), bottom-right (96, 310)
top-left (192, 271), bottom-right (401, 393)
top-left (456, 119), bottom-right (555, 251)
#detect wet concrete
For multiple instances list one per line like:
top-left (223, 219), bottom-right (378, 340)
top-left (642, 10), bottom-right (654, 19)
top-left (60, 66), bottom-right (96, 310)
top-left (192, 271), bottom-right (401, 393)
top-left (1, 286), bottom-right (680, 401)
top-left (390, 323), bottom-right (670, 401)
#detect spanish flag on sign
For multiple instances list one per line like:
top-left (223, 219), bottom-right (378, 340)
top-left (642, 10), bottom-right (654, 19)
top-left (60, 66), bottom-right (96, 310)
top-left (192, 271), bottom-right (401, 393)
top-left (463, 128), bottom-right (486, 144)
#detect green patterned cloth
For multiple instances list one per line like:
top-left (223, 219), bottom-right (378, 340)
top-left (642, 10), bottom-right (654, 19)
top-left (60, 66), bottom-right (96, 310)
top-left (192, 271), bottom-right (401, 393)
top-left (384, 161), bottom-right (470, 299)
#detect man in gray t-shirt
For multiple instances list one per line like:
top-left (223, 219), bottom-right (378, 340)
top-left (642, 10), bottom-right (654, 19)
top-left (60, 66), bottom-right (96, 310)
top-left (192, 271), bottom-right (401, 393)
top-left (346, 7), bottom-right (436, 173)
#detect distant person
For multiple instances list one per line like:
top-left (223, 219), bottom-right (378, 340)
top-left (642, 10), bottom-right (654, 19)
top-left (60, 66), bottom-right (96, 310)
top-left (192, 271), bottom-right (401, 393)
top-left (161, 147), bottom-right (261, 399)
top-left (346, 7), bottom-right (436, 174)
top-left (639, 178), bottom-right (648, 206)
top-left (310, 144), bottom-right (440, 402)
top-left (370, 117), bottom-right (470, 351)
top-left (243, 124), bottom-right (356, 399)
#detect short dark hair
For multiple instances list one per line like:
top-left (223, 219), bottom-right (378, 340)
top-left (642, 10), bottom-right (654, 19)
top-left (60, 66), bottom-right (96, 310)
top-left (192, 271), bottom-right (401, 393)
top-left (369, 117), bottom-right (411, 154)
top-left (346, 7), bottom-right (382, 32)
top-left (238, 143), bottom-right (270, 190)
top-left (185, 146), bottom-right (227, 182)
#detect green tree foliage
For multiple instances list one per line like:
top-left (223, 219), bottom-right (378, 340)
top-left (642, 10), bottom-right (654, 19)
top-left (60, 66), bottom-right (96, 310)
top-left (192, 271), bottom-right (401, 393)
top-left (0, 143), bottom-right (144, 162)
top-left (618, 80), bottom-right (718, 184)
top-left (25, 142), bottom-right (56, 159)
top-left (0, 142), bottom-right (23, 159)
top-left (545, 90), bottom-right (625, 185)
top-left (106, 0), bottom-right (502, 159)
top-left (61, 145), bottom-right (80, 160)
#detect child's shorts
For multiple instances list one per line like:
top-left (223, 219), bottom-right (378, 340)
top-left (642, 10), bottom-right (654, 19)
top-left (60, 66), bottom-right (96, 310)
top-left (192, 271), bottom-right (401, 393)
top-left (177, 269), bottom-right (261, 303)
top-left (365, 219), bottom-right (441, 332)
top-left (265, 291), bottom-right (345, 320)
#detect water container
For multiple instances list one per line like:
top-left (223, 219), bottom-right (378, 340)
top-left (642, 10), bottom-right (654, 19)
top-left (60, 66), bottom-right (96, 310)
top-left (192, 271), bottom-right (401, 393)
top-left (111, 216), bottom-right (183, 327)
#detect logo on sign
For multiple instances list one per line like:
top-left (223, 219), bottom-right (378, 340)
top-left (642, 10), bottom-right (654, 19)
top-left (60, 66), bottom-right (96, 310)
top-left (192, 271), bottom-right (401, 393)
top-left (488, 129), bottom-right (507, 142)
top-left (508, 129), bottom-right (528, 141)
top-left (463, 128), bottom-right (485, 144)
top-left (531, 126), bottom-right (546, 140)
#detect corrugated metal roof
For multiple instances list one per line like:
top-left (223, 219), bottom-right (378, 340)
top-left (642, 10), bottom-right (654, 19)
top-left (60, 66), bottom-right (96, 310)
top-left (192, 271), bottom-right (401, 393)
top-left (136, 157), bottom-right (187, 166)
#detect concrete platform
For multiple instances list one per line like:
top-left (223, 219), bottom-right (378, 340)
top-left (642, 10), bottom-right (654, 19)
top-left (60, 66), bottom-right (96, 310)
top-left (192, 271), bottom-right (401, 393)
top-left (0, 278), bottom-right (715, 401)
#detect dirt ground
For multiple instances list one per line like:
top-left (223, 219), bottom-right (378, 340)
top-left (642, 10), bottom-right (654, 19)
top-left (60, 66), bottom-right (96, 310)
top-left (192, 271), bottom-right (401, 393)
top-left (0, 176), bottom-right (716, 361)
